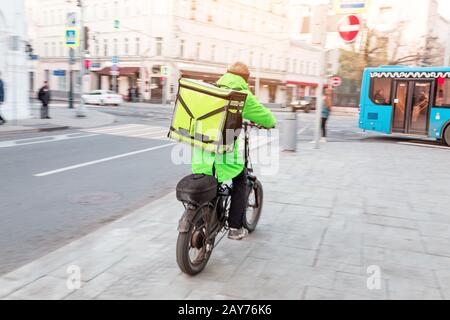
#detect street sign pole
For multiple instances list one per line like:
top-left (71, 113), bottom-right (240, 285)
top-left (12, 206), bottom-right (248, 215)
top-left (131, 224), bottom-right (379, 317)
top-left (68, 48), bottom-right (75, 109)
top-left (314, 48), bottom-right (326, 149)
top-left (77, 0), bottom-right (86, 117)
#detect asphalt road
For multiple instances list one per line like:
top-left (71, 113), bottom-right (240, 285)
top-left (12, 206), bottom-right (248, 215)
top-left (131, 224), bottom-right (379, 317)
top-left (0, 111), bottom-right (189, 275)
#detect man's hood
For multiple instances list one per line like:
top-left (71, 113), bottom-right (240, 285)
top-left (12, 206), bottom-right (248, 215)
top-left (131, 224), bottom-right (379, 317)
top-left (217, 73), bottom-right (248, 91)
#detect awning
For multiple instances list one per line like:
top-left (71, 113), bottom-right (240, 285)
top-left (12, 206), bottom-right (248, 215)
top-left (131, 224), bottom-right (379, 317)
top-left (180, 70), bottom-right (222, 82)
top-left (180, 68), bottom-right (284, 87)
top-left (97, 67), bottom-right (140, 76)
top-left (251, 78), bottom-right (284, 86)
top-left (287, 80), bottom-right (318, 87)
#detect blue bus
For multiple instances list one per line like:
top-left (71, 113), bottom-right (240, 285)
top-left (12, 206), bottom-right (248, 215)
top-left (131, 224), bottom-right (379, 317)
top-left (359, 66), bottom-right (450, 146)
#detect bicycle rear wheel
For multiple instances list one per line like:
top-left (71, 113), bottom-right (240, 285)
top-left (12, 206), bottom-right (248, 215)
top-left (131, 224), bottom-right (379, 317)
top-left (243, 179), bottom-right (263, 233)
top-left (176, 208), bottom-right (212, 276)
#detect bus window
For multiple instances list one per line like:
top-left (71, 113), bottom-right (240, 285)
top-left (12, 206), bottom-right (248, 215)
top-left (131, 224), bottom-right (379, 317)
top-left (371, 78), bottom-right (392, 105)
top-left (436, 78), bottom-right (450, 107)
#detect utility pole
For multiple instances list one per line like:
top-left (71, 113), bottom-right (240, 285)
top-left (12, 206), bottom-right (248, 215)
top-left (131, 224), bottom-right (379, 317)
top-left (311, 3), bottom-right (328, 149)
top-left (76, 0), bottom-right (86, 117)
top-left (314, 49), bottom-right (325, 149)
top-left (68, 48), bottom-right (75, 108)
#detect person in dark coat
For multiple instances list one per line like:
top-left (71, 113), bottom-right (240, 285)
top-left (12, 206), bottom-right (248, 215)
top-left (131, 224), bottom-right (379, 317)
top-left (0, 72), bottom-right (6, 125)
top-left (38, 81), bottom-right (51, 119)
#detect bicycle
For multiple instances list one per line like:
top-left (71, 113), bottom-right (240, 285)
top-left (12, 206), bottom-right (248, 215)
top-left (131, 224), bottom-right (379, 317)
top-left (175, 122), bottom-right (266, 276)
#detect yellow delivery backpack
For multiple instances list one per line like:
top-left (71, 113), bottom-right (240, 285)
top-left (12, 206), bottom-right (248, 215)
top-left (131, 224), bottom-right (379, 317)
top-left (168, 78), bottom-right (248, 154)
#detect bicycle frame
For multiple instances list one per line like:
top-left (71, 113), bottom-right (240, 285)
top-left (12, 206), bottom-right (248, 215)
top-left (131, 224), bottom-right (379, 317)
top-left (178, 122), bottom-right (256, 236)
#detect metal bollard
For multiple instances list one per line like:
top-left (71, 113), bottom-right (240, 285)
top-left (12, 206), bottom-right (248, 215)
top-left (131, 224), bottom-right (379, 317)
top-left (282, 108), bottom-right (298, 152)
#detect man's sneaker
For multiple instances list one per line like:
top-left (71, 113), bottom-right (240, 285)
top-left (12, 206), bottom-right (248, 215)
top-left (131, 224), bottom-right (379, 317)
top-left (320, 137), bottom-right (327, 143)
top-left (228, 228), bottom-right (249, 240)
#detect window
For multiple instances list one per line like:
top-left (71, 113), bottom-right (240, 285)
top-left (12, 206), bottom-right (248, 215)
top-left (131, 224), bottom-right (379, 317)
top-left (155, 37), bottom-right (163, 56)
top-left (136, 38), bottom-right (140, 56)
top-left (179, 39), bottom-right (185, 58)
top-left (113, 39), bottom-right (118, 56)
top-left (196, 42), bottom-right (201, 60)
top-left (370, 78), bottom-right (392, 105)
top-left (103, 39), bottom-right (108, 56)
top-left (95, 39), bottom-right (100, 57)
top-left (190, 0), bottom-right (197, 20)
top-left (436, 78), bottom-right (450, 107)
top-left (249, 51), bottom-right (254, 67)
top-left (114, 1), bottom-right (119, 17)
top-left (124, 38), bottom-right (129, 55)
top-left (44, 42), bottom-right (48, 57)
top-left (211, 44), bottom-right (216, 62)
top-left (103, 3), bottom-right (108, 19)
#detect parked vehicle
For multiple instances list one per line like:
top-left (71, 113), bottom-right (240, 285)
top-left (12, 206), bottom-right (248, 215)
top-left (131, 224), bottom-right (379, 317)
top-left (82, 90), bottom-right (123, 106)
top-left (290, 99), bottom-right (315, 113)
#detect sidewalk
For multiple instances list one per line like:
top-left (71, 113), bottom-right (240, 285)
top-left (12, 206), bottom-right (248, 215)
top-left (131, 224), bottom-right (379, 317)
top-left (0, 104), bottom-right (116, 136)
top-left (1, 139), bottom-right (450, 300)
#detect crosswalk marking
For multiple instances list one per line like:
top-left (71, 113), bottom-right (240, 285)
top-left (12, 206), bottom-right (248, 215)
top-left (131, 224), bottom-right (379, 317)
top-left (82, 124), bottom-right (277, 148)
top-left (82, 124), bottom-right (169, 141)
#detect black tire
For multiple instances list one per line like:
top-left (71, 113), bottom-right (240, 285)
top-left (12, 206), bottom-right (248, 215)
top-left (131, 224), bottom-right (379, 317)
top-left (443, 125), bottom-right (450, 147)
top-left (243, 179), bottom-right (263, 233)
top-left (176, 209), bottom-right (212, 276)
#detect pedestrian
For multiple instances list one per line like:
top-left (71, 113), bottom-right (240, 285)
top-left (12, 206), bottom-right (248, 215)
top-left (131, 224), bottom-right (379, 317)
top-left (128, 87), bottom-right (132, 102)
top-left (321, 87), bottom-right (333, 142)
top-left (0, 72), bottom-right (6, 125)
top-left (38, 81), bottom-right (51, 119)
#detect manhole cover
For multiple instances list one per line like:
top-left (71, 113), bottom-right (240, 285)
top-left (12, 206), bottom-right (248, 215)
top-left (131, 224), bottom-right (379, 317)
top-left (68, 192), bottom-right (122, 205)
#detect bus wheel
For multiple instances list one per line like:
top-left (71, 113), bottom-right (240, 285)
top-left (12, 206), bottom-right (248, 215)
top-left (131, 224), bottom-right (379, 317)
top-left (444, 126), bottom-right (450, 147)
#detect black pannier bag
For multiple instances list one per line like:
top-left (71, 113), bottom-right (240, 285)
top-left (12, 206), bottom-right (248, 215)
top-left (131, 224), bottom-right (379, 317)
top-left (176, 174), bottom-right (218, 204)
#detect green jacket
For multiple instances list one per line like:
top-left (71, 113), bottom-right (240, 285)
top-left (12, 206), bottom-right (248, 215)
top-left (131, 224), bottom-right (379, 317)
top-left (192, 73), bottom-right (277, 182)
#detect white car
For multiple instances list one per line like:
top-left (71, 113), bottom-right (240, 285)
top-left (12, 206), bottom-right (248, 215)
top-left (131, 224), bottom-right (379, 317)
top-left (83, 90), bottom-right (123, 106)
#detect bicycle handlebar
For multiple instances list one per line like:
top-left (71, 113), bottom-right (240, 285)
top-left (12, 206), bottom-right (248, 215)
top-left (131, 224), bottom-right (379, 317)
top-left (243, 122), bottom-right (275, 130)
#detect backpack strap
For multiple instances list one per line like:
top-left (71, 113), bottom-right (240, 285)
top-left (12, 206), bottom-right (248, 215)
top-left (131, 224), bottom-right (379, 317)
top-left (178, 94), bottom-right (195, 119)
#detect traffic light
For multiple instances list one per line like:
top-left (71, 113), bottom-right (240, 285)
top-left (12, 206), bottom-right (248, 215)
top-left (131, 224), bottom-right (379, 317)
top-left (84, 59), bottom-right (91, 70)
top-left (114, 19), bottom-right (120, 29)
top-left (84, 26), bottom-right (90, 51)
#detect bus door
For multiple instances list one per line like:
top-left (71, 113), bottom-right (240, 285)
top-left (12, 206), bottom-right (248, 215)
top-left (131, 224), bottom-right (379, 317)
top-left (392, 80), bottom-right (434, 135)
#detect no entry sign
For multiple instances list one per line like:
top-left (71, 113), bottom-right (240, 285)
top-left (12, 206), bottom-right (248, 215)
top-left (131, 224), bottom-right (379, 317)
top-left (338, 15), bottom-right (361, 43)
top-left (331, 76), bottom-right (342, 87)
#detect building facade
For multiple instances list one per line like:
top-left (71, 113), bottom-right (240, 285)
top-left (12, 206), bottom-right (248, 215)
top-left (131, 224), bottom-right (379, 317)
top-left (0, 0), bottom-right (30, 120)
top-left (297, 0), bottom-right (450, 66)
top-left (26, 0), bottom-right (322, 105)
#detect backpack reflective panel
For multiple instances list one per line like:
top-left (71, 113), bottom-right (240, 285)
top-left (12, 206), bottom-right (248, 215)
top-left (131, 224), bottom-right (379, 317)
top-left (168, 78), bottom-right (247, 154)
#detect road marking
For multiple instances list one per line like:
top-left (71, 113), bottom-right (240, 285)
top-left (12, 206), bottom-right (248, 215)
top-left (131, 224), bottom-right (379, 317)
top-left (83, 124), bottom-right (146, 133)
top-left (82, 124), bottom-right (169, 141)
top-left (397, 142), bottom-right (449, 150)
top-left (34, 143), bottom-right (176, 177)
top-left (0, 133), bottom-right (99, 148)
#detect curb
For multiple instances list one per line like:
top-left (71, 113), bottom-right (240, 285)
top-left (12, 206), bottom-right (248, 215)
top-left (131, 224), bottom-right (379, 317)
top-left (0, 125), bottom-right (70, 136)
